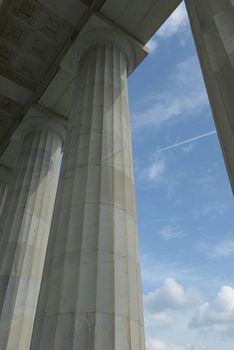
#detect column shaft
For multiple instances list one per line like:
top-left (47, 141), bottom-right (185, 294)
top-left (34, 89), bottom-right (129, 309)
top-left (30, 42), bottom-right (145, 350)
top-left (0, 185), bottom-right (7, 214)
top-left (186, 0), bottom-right (234, 191)
top-left (0, 165), bottom-right (11, 216)
top-left (0, 121), bottom-right (64, 350)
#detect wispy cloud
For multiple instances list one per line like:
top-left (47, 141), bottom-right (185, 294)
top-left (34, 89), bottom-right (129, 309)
top-left (193, 201), bottom-right (228, 219)
top-left (159, 225), bottom-right (185, 241)
top-left (195, 174), bottom-right (216, 192)
top-left (137, 151), bottom-right (187, 199)
top-left (141, 157), bottom-right (166, 183)
top-left (146, 37), bottom-right (158, 53)
top-left (138, 154), bottom-right (183, 198)
top-left (133, 55), bottom-right (208, 130)
top-left (145, 312), bottom-right (174, 331)
top-left (197, 239), bottom-right (234, 259)
top-left (140, 254), bottom-right (225, 293)
top-left (181, 143), bottom-right (195, 154)
top-left (141, 255), bottom-right (199, 289)
top-left (146, 2), bottom-right (189, 54)
top-left (213, 241), bottom-right (234, 257)
top-left (156, 131), bottom-right (216, 153)
top-left (146, 337), bottom-right (205, 350)
top-left (146, 336), bottom-right (192, 350)
top-left (157, 2), bottom-right (189, 39)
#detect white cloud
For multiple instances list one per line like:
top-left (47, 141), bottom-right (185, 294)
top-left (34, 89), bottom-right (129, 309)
top-left (144, 278), bottom-right (203, 313)
top-left (145, 313), bottom-right (174, 330)
top-left (215, 286), bottom-right (234, 312)
top-left (197, 239), bottom-right (234, 259)
top-left (138, 155), bottom-right (182, 197)
top-left (146, 2), bottom-right (189, 53)
top-left (134, 92), bottom-right (204, 128)
top-left (213, 240), bottom-right (234, 257)
top-left (181, 143), bottom-right (195, 153)
top-left (195, 174), bottom-right (216, 192)
top-left (137, 149), bottom-right (188, 198)
top-left (193, 201), bottom-right (228, 219)
top-left (189, 286), bottom-right (234, 330)
top-left (159, 225), bottom-right (185, 241)
top-left (141, 157), bottom-right (166, 183)
top-left (147, 337), bottom-right (189, 350)
top-left (142, 271), bottom-right (234, 349)
top-left (157, 2), bottom-right (189, 39)
top-left (146, 337), bottom-right (203, 350)
top-left (133, 56), bottom-right (208, 130)
top-left (147, 37), bottom-right (158, 53)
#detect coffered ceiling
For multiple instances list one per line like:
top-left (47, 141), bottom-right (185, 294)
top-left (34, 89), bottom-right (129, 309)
top-left (0, 0), bottom-right (181, 165)
top-left (0, 0), bottom-right (73, 90)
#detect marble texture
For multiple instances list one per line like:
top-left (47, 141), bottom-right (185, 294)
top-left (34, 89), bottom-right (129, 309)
top-left (0, 113), bottom-right (66, 350)
top-left (186, 0), bottom-right (234, 192)
top-left (30, 32), bottom-right (146, 350)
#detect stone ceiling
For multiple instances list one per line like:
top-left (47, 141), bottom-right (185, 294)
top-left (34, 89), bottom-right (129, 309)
top-left (0, 0), bottom-right (181, 163)
top-left (0, 0), bottom-right (106, 155)
top-left (0, 0), bottom-right (73, 90)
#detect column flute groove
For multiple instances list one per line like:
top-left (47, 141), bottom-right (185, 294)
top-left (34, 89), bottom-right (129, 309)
top-left (0, 165), bottom-right (12, 219)
top-left (30, 29), bottom-right (146, 350)
top-left (186, 0), bottom-right (234, 191)
top-left (0, 113), bottom-right (66, 350)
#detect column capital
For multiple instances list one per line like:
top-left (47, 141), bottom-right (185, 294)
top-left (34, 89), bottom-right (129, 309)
top-left (62, 26), bottom-right (146, 77)
top-left (16, 105), bottom-right (67, 145)
top-left (76, 28), bottom-right (135, 74)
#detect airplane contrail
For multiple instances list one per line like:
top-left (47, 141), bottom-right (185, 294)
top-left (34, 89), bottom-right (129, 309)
top-left (156, 130), bottom-right (217, 153)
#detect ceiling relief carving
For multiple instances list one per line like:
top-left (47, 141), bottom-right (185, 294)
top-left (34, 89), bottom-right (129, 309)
top-left (0, 0), bottom-right (74, 91)
top-left (0, 93), bottom-right (22, 114)
top-left (12, 0), bottom-right (40, 24)
top-left (0, 0), bottom-right (75, 150)
top-left (0, 0), bottom-right (113, 155)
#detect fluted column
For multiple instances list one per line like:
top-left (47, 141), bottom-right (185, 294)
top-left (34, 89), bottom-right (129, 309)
top-left (186, 0), bottom-right (234, 191)
top-left (0, 111), bottom-right (66, 350)
top-left (0, 165), bottom-right (12, 216)
top-left (30, 29), bottom-right (146, 350)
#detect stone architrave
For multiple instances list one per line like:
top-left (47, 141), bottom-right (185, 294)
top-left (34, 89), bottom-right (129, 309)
top-left (30, 28), bottom-right (146, 350)
top-left (0, 165), bottom-right (12, 216)
top-left (0, 111), bottom-right (66, 350)
top-left (186, 0), bottom-right (234, 191)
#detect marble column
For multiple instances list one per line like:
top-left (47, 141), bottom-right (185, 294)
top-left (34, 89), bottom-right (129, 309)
top-left (0, 165), bottom-right (12, 216)
top-left (30, 29), bottom-right (146, 350)
top-left (0, 111), bottom-right (66, 350)
top-left (186, 0), bottom-right (234, 191)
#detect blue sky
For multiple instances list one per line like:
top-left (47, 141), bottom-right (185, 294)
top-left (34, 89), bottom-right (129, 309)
top-left (128, 2), bottom-right (234, 350)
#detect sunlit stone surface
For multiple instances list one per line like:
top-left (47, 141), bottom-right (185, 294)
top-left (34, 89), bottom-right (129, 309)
top-left (0, 113), bottom-right (66, 350)
top-left (0, 165), bottom-right (12, 216)
top-left (30, 30), bottom-right (146, 350)
top-left (0, 0), bottom-right (233, 349)
top-left (186, 0), bottom-right (234, 191)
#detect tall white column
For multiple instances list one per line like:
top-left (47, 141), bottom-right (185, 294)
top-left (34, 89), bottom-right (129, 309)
top-left (0, 111), bottom-right (66, 350)
top-left (186, 0), bottom-right (234, 191)
top-left (0, 165), bottom-right (12, 216)
top-left (30, 29), bottom-right (146, 350)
